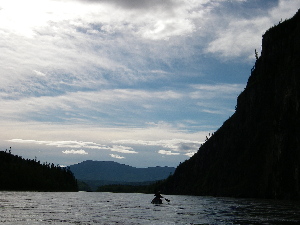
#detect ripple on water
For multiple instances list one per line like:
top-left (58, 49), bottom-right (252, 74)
top-left (1, 192), bottom-right (300, 224)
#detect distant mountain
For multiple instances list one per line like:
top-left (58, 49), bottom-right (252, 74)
top-left (69, 160), bottom-right (175, 190)
top-left (158, 9), bottom-right (300, 200)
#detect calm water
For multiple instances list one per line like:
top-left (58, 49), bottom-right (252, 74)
top-left (0, 192), bottom-right (299, 224)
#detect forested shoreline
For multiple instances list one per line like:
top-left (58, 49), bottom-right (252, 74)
top-left (0, 148), bottom-right (78, 191)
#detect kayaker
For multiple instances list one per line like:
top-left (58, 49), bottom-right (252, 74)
top-left (152, 191), bottom-right (164, 204)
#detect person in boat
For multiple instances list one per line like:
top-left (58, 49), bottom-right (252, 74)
top-left (151, 191), bottom-right (164, 204)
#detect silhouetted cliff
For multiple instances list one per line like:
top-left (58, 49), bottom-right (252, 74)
top-left (160, 9), bottom-right (300, 200)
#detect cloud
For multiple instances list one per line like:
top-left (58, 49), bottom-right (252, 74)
top-left (204, 0), bottom-right (300, 59)
top-left (110, 145), bottom-right (138, 154)
top-left (2, 120), bottom-right (211, 167)
top-left (190, 84), bottom-right (244, 99)
top-left (2, 0), bottom-right (296, 103)
top-left (64, 0), bottom-right (204, 40)
top-left (0, 83), bottom-right (241, 125)
top-left (1, 0), bottom-right (298, 92)
top-left (205, 17), bottom-right (269, 59)
top-left (201, 109), bottom-right (226, 115)
top-left (113, 138), bottom-right (203, 155)
top-left (0, 0), bottom-right (196, 41)
top-left (75, 0), bottom-right (178, 10)
top-left (8, 139), bottom-right (109, 150)
top-left (7, 128), bottom-right (203, 157)
top-left (0, 0), bottom-right (234, 94)
top-left (158, 150), bottom-right (180, 156)
top-left (62, 149), bottom-right (88, 155)
top-left (8, 139), bottom-right (138, 155)
top-left (110, 154), bottom-right (125, 159)
top-left (185, 152), bottom-right (196, 157)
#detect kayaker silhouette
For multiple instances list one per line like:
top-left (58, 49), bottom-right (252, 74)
top-left (151, 191), bottom-right (170, 204)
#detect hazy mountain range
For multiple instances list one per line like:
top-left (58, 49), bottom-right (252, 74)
top-left (69, 160), bottom-right (175, 191)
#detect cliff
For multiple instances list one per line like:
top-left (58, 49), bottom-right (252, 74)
top-left (161, 9), bottom-right (300, 200)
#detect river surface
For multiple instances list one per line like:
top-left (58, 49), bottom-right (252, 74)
top-left (0, 191), bottom-right (299, 224)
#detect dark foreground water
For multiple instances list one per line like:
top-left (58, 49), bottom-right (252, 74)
top-left (0, 192), bottom-right (299, 224)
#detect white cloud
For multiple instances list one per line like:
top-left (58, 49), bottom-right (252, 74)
top-left (8, 139), bottom-right (138, 155)
top-left (33, 70), bottom-right (47, 77)
top-left (0, 0), bottom-right (199, 40)
top-left (269, 0), bottom-right (300, 22)
top-left (0, 0), bottom-right (254, 93)
top-left (114, 138), bottom-right (203, 155)
top-left (1, 0), bottom-right (297, 101)
top-left (0, 84), bottom-right (241, 123)
top-left (190, 83), bottom-right (244, 99)
top-left (201, 109), bottom-right (226, 115)
top-left (70, 0), bottom-right (202, 40)
top-left (110, 154), bottom-right (125, 159)
top-left (8, 139), bottom-right (109, 150)
top-left (205, 16), bottom-right (269, 59)
top-left (110, 145), bottom-right (138, 154)
top-left (1, 0), bottom-right (298, 86)
top-left (62, 149), bottom-right (88, 155)
top-left (158, 150), bottom-right (180, 156)
top-left (1, 119), bottom-right (210, 167)
top-left (205, 0), bottom-right (300, 59)
top-left (185, 151), bottom-right (196, 157)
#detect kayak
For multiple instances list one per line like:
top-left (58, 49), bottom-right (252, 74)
top-left (151, 198), bottom-right (163, 204)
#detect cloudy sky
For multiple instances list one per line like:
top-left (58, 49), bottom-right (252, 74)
top-left (1, 0), bottom-right (299, 168)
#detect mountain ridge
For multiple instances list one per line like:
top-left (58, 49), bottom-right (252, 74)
top-left (69, 160), bottom-right (175, 184)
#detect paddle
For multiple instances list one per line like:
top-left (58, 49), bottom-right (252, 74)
top-left (165, 198), bottom-right (170, 202)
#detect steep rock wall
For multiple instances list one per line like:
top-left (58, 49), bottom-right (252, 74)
top-left (162, 9), bottom-right (300, 200)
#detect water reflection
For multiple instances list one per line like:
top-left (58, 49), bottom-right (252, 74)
top-left (0, 192), bottom-right (299, 224)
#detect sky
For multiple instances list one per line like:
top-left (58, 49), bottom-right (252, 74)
top-left (1, 0), bottom-right (299, 168)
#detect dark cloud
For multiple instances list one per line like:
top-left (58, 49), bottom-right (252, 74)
top-left (177, 142), bottom-right (199, 152)
top-left (71, 0), bottom-right (177, 10)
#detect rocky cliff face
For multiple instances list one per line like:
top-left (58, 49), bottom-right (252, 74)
top-left (162, 9), bottom-right (300, 200)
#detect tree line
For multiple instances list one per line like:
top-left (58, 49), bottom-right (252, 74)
top-left (96, 179), bottom-right (168, 194)
top-left (0, 148), bottom-right (78, 191)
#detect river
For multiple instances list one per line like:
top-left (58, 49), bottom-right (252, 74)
top-left (0, 191), bottom-right (299, 224)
